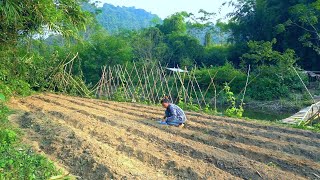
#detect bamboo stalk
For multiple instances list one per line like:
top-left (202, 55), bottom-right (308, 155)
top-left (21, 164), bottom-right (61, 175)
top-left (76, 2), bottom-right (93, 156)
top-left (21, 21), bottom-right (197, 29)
top-left (189, 68), bottom-right (201, 109)
top-left (117, 65), bottom-right (130, 99)
top-left (192, 70), bottom-right (207, 107)
top-left (133, 62), bottom-right (146, 100)
top-left (241, 65), bottom-right (251, 107)
top-left (158, 62), bottom-right (173, 101)
top-left (142, 64), bottom-right (152, 102)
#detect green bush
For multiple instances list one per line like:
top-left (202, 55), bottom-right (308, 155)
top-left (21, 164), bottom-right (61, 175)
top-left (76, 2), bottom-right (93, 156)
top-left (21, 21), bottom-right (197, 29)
top-left (193, 62), bottom-right (247, 93)
top-left (0, 145), bottom-right (60, 180)
top-left (246, 65), bottom-right (307, 101)
top-left (223, 83), bottom-right (244, 118)
top-left (240, 39), bottom-right (307, 101)
top-left (112, 87), bottom-right (128, 102)
top-left (0, 129), bottom-right (17, 146)
top-left (0, 95), bottom-right (61, 179)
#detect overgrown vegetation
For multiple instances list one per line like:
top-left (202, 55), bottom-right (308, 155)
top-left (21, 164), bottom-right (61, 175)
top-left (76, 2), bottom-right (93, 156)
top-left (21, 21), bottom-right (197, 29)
top-left (0, 94), bottom-right (61, 178)
top-left (0, 0), bottom-right (92, 178)
top-left (223, 83), bottom-right (244, 118)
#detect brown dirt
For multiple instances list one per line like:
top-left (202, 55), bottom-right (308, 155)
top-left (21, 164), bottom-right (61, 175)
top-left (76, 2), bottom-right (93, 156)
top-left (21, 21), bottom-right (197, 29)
top-left (8, 93), bottom-right (320, 180)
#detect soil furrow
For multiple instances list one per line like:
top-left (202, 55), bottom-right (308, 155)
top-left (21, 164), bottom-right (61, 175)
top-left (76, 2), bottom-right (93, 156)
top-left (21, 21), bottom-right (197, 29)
top-left (51, 95), bottom-right (320, 148)
top-left (20, 99), bottom-right (236, 179)
top-left (33, 95), bottom-right (309, 179)
top-left (57, 94), bottom-right (320, 150)
top-left (15, 111), bottom-right (114, 180)
top-left (104, 100), bottom-right (320, 144)
top-left (13, 101), bottom-right (174, 179)
top-left (82, 95), bottom-right (319, 140)
top-left (72, 96), bottom-right (320, 160)
top-left (103, 102), bottom-right (320, 161)
top-left (40, 95), bottom-right (320, 179)
top-left (127, 102), bottom-right (320, 139)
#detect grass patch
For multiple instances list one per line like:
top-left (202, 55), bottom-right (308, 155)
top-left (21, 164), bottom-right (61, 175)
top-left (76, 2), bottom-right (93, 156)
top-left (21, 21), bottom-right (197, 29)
top-left (0, 98), bottom-right (62, 179)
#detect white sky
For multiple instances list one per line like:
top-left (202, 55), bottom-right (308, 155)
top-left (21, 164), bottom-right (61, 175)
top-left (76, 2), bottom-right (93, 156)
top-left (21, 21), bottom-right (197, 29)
top-left (98, 0), bottom-right (233, 20)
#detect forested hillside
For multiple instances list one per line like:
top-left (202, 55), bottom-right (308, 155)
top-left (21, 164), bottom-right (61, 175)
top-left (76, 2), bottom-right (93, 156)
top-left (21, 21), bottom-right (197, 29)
top-left (90, 3), bottom-right (161, 33)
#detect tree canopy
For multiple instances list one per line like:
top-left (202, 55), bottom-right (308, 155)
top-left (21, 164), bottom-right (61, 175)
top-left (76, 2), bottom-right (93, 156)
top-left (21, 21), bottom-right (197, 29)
top-left (0, 0), bottom-right (91, 46)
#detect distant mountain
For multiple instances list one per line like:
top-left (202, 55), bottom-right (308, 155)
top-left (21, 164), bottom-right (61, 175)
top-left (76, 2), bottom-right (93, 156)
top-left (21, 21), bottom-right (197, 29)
top-left (88, 3), bottom-right (162, 34)
top-left (81, 3), bottom-right (228, 44)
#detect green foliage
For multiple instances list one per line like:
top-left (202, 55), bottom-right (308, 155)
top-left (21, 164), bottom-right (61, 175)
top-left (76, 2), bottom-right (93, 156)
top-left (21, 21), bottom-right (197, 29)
top-left (228, 0), bottom-right (320, 71)
top-left (223, 83), bottom-right (244, 118)
top-left (0, 0), bottom-right (90, 46)
top-left (293, 121), bottom-right (320, 132)
top-left (203, 45), bottom-right (232, 66)
top-left (0, 94), bottom-right (5, 101)
top-left (0, 99), bottom-right (60, 179)
top-left (241, 39), bottom-right (306, 100)
top-left (241, 39), bottom-right (298, 69)
top-left (166, 34), bottom-right (204, 66)
top-left (91, 3), bottom-right (161, 34)
top-left (0, 2), bottom-right (93, 178)
top-left (193, 62), bottom-right (247, 93)
top-left (177, 96), bottom-right (201, 112)
top-left (0, 141), bottom-right (61, 179)
top-left (158, 12), bottom-right (188, 35)
top-left (74, 28), bottom-right (133, 84)
top-left (0, 129), bottom-right (17, 146)
top-left (112, 88), bottom-right (128, 102)
top-left (131, 27), bottom-right (169, 63)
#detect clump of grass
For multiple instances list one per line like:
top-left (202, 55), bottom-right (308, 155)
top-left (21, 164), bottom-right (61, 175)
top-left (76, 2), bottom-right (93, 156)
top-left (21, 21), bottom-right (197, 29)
top-left (0, 94), bottom-right (62, 179)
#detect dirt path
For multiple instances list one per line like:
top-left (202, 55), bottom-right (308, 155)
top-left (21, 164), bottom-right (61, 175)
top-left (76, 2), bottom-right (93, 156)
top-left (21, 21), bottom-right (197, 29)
top-left (8, 93), bottom-right (320, 180)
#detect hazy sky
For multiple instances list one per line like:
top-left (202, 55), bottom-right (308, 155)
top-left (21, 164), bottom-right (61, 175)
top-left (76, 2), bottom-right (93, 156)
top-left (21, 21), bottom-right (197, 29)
top-left (98, 0), bottom-right (233, 20)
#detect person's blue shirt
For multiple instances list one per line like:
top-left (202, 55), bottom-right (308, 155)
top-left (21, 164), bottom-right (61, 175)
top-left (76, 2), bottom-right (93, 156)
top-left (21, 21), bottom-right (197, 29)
top-left (164, 104), bottom-right (187, 124)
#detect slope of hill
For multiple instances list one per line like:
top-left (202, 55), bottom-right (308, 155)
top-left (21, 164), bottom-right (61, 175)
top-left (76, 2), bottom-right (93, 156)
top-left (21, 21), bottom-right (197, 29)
top-left (95, 3), bottom-right (161, 34)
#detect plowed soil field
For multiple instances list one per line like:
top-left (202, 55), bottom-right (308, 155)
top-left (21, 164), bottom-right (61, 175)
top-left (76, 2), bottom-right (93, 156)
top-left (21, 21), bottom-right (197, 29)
top-left (8, 94), bottom-right (320, 180)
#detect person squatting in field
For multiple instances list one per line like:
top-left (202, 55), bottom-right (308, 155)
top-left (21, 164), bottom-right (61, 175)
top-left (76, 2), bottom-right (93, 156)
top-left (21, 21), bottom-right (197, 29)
top-left (160, 97), bottom-right (187, 128)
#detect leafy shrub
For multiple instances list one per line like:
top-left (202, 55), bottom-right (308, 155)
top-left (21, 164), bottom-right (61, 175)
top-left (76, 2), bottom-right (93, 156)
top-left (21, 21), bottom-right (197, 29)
top-left (241, 39), bottom-right (307, 101)
top-left (223, 83), bottom-right (244, 118)
top-left (0, 95), bottom-right (61, 179)
top-left (0, 129), bottom-right (17, 146)
top-left (112, 87), bottom-right (128, 102)
top-left (0, 145), bottom-right (61, 180)
top-left (193, 62), bottom-right (247, 93)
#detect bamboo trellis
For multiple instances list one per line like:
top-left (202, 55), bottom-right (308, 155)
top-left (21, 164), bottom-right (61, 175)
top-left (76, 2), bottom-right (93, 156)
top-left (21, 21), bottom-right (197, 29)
top-left (94, 63), bottom-right (247, 112)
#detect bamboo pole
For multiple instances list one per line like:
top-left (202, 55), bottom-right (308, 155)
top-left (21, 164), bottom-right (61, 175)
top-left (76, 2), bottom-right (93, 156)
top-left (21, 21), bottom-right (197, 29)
top-left (109, 66), bottom-right (115, 95)
top-left (99, 66), bottom-right (106, 98)
top-left (158, 62), bottom-right (172, 101)
top-left (117, 65), bottom-right (130, 99)
top-left (172, 72), bottom-right (180, 104)
top-left (293, 67), bottom-right (316, 104)
top-left (149, 64), bottom-right (161, 102)
top-left (188, 68), bottom-right (201, 109)
top-left (119, 64), bottom-right (133, 98)
top-left (145, 62), bottom-right (157, 103)
top-left (157, 66), bottom-right (166, 98)
top-left (204, 70), bottom-right (218, 111)
top-left (124, 65), bottom-right (137, 101)
top-left (175, 66), bottom-right (189, 103)
top-left (192, 69), bottom-right (207, 107)
top-left (241, 65), bottom-right (251, 107)
top-left (106, 67), bottom-right (112, 98)
top-left (142, 64), bottom-right (152, 102)
top-left (133, 62), bottom-right (146, 100)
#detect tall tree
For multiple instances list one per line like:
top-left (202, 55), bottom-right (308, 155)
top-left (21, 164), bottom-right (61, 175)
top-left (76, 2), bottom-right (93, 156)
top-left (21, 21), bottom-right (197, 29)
top-left (227, 0), bottom-right (320, 70)
top-left (158, 12), bottom-right (188, 35)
